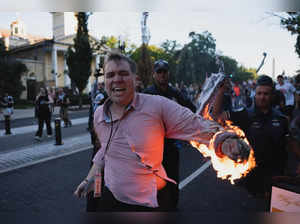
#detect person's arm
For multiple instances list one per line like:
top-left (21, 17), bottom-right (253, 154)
top-left (66, 96), bottom-right (70, 105)
top-left (48, 95), bottom-right (54, 104)
top-left (74, 163), bottom-right (101, 198)
top-left (160, 96), bottom-right (249, 162)
top-left (211, 80), bottom-right (229, 122)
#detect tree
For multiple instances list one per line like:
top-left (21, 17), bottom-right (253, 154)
top-left (0, 39), bottom-right (26, 99)
top-left (160, 40), bottom-right (181, 83)
top-left (232, 66), bottom-right (257, 83)
top-left (0, 59), bottom-right (27, 99)
top-left (66, 12), bottom-right (92, 108)
top-left (176, 31), bottom-right (217, 84)
top-left (280, 12), bottom-right (300, 58)
top-left (219, 55), bottom-right (238, 76)
top-left (136, 44), bottom-right (153, 87)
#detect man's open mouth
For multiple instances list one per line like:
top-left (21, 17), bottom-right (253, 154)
top-left (112, 87), bottom-right (126, 92)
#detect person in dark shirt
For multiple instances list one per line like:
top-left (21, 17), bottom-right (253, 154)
top-left (213, 75), bottom-right (289, 199)
top-left (0, 93), bottom-right (14, 135)
top-left (56, 88), bottom-right (72, 127)
top-left (34, 87), bottom-right (53, 140)
top-left (143, 59), bottom-right (196, 210)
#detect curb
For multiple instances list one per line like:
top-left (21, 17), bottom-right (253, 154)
top-left (0, 133), bottom-right (93, 174)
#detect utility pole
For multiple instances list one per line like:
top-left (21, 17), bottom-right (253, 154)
top-left (141, 12), bottom-right (150, 45)
top-left (256, 52), bottom-right (267, 74)
top-left (272, 57), bottom-right (275, 79)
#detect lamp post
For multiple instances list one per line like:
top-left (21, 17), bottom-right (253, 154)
top-left (256, 52), bottom-right (267, 74)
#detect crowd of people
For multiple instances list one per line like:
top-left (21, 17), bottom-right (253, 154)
top-left (74, 52), bottom-right (300, 212)
top-left (1, 52), bottom-right (299, 212)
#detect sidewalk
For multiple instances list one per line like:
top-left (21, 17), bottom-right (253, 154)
top-left (0, 133), bottom-right (92, 174)
top-left (1, 105), bottom-right (90, 121)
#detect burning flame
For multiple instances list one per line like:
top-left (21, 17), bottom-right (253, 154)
top-left (191, 105), bottom-right (256, 184)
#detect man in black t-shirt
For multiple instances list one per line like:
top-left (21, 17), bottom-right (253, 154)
top-left (143, 59), bottom-right (196, 210)
top-left (214, 75), bottom-right (289, 198)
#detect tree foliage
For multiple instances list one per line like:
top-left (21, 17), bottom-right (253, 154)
top-left (280, 12), bottom-right (300, 58)
top-left (175, 31), bottom-right (218, 84)
top-left (0, 59), bottom-right (27, 99)
top-left (219, 55), bottom-right (238, 76)
top-left (66, 12), bottom-right (92, 107)
top-left (135, 44), bottom-right (153, 87)
top-left (232, 67), bottom-right (257, 83)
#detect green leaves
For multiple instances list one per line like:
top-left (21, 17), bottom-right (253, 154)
top-left (66, 12), bottom-right (92, 94)
top-left (280, 12), bottom-right (300, 58)
top-left (0, 59), bottom-right (27, 98)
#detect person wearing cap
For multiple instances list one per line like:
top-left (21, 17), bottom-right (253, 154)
top-left (143, 59), bottom-right (196, 210)
top-left (74, 53), bottom-right (250, 211)
top-left (0, 92), bottom-right (14, 135)
top-left (213, 75), bottom-right (289, 200)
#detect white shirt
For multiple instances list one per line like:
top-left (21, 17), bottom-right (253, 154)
top-left (276, 81), bottom-right (296, 106)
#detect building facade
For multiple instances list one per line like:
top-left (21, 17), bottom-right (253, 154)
top-left (0, 12), bottom-right (103, 100)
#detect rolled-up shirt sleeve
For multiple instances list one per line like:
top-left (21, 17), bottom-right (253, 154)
top-left (159, 96), bottom-right (222, 145)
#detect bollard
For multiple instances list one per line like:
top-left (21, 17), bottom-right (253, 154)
top-left (54, 118), bottom-right (63, 145)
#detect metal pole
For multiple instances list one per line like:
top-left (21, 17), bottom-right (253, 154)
top-left (54, 118), bottom-right (63, 145)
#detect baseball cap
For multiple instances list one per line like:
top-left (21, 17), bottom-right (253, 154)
top-left (154, 59), bottom-right (169, 72)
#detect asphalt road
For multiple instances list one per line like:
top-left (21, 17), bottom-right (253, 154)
top-left (0, 144), bottom-right (267, 213)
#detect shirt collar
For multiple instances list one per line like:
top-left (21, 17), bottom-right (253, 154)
top-left (97, 93), bottom-right (139, 123)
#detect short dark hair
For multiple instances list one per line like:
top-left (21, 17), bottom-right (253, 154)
top-left (277, 75), bottom-right (284, 80)
top-left (104, 52), bottom-right (137, 74)
top-left (256, 75), bottom-right (274, 89)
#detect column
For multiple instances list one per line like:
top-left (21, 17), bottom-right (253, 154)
top-left (64, 55), bottom-right (71, 88)
top-left (51, 44), bottom-right (58, 87)
top-left (95, 54), bottom-right (100, 70)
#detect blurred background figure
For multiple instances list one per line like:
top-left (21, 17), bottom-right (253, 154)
top-left (0, 92), bottom-right (14, 135)
top-left (34, 87), bottom-right (53, 141)
top-left (276, 75), bottom-right (296, 119)
top-left (56, 88), bottom-right (72, 128)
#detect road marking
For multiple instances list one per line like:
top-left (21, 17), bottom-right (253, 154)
top-left (179, 160), bottom-right (212, 190)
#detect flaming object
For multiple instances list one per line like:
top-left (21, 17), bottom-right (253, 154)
top-left (193, 77), bottom-right (256, 184)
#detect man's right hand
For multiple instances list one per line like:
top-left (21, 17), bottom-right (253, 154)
top-left (74, 179), bottom-right (94, 198)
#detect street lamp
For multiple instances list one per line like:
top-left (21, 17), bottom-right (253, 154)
top-left (256, 52), bottom-right (267, 74)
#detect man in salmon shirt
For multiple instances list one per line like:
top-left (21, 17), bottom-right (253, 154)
top-left (74, 52), bottom-right (250, 211)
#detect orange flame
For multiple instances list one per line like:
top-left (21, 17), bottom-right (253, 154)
top-left (191, 105), bottom-right (256, 184)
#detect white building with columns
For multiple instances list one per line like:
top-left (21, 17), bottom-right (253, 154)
top-left (2, 12), bottom-right (104, 100)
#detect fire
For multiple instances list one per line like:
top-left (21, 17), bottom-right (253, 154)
top-left (191, 105), bottom-right (256, 184)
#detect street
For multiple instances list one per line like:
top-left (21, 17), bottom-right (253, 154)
top-left (0, 109), bottom-right (268, 224)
